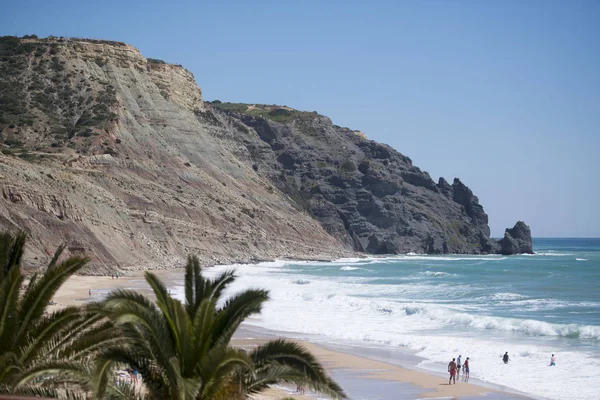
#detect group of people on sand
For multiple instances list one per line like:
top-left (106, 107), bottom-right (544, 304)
top-left (447, 354), bottom-right (470, 384)
top-left (448, 351), bottom-right (557, 384)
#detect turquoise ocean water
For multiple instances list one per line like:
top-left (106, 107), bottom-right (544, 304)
top-left (198, 239), bottom-right (600, 400)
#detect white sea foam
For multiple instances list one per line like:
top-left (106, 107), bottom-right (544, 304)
top-left (414, 337), bottom-right (600, 400)
top-left (420, 271), bottom-right (453, 277)
top-left (332, 254), bottom-right (508, 263)
top-left (522, 252), bottom-right (574, 256)
top-left (360, 255), bottom-right (506, 263)
top-left (331, 257), bottom-right (369, 263)
top-left (487, 292), bottom-right (528, 301)
top-left (193, 259), bottom-right (600, 400)
top-left (503, 298), bottom-right (600, 312)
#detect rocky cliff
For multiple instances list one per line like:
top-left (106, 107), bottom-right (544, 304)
top-left (209, 103), bottom-right (533, 255)
top-left (0, 36), bottom-right (532, 272)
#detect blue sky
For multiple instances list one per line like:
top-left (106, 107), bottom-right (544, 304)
top-left (2, 0), bottom-right (599, 237)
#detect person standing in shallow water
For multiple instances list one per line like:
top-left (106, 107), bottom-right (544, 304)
top-left (503, 352), bottom-right (509, 364)
top-left (448, 358), bottom-right (457, 384)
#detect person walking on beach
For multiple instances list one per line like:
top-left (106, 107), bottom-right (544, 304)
top-left (503, 352), bottom-right (509, 364)
top-left (550, 354), bottom-right (556, 366)
top-left (456, 354), bottom-right (462, 376)
top-left (448, 358), bottom-right (457, 384)
top-left (463, 357), bottom-right (470, 381)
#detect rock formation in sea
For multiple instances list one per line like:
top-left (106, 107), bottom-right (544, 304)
top-left (498, 221), bottom-right (533, 255)
top-left (0, 36), bottom-right (532, 272)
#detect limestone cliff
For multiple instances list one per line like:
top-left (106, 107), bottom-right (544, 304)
top-left (0, 36), bottom-right (531, 273)
top-left (0, 36), bottom-right (346, 273)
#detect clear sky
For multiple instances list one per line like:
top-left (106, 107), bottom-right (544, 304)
top-left (2, 0), bottom-right (599, 237)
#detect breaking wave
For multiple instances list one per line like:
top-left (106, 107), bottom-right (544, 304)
top-left (523, 252), bottom-right (574, 256)
top-left (487, 292), bottom-right (528, 301)
top-left (419, 271), bottom-right (453, 277)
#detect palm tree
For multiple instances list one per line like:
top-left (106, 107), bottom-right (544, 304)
top-left (95, 255), bottom-right (346, 400)
top-left (0, 232), bottom-right (118, 399)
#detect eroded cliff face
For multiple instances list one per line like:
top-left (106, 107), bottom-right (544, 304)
top-left (0, 36), bottom-right (347, 273)
top-left (0, 36), bottom-right (531, 273)
top-left (210, 104), bottom-right (503, 254)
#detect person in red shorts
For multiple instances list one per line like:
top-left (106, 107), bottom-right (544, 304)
top-left (448, 358), bottom-right (457, 384)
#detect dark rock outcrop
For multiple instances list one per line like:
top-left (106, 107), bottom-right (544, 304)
top-left (498, 221), bottom-right (533, 255)
top-left (212, 103), bottom-right (522, 255)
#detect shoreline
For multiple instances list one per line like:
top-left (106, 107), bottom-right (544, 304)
top-left (67, 252), bottom-right (529, 277)
top-left (75, 252), bottom-right (362, 277)
top-left (232, 325), bottom-right (534, 400)
top-left (52, 270), bottom-right (533, 400)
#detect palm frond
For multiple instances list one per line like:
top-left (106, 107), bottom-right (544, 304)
top-left (60, 320), bottom-right (122, 360)
top-left (103, 378), bottom-right (149, 400)
top-left (0, 267), bottom-right (23, 353)
top-left (0, 231), bottom-right (26, 277)
top-left (16, 256), bottom-right (89, 344)
top-left (240, 363), bottom-right (305, 394)
top-left (206, 270), bottom-right (236, 302)
top-left (92, 357), bottom-right (115, 399)
top-left (19, 306), bottom-right (86, 363)
top-left (0, 233), bottom-right (117, 398)
top-left (0, 352), bottom-right (19, 385)
top-left (197, 346), bottom-right (253, 400)
top-left (184, 255), bottom-right (203, 318)
top-left (191, 298), bottom-right (216, 366)
top-left (47, 244), bottom-right (66, 269)
top-left (249, 339), bottom-right (347, 399)
top-left (211, 289), bottom-right (269, 347)
top-left (12, 359), bottom-right (88, 389)
top-left (24, 272), bottom-right (38, 300)
top-left (103, 288), bottom-right (176, 369)
top-left (145, 272), bottom-right (192, 365)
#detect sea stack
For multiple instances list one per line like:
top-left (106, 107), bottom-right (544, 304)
top-left (498, 221), bottom-right (534, 255)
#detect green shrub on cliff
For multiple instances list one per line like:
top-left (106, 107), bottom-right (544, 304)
top-left (147, 57), bottom-right (167, 64)
top-left (211, 102), bottom-right (249, 113)
top-left (338, 159), bottom-right (356, 173)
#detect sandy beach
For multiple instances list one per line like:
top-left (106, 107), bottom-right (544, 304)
top-left (52, 270), bottom-right (529, 400)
